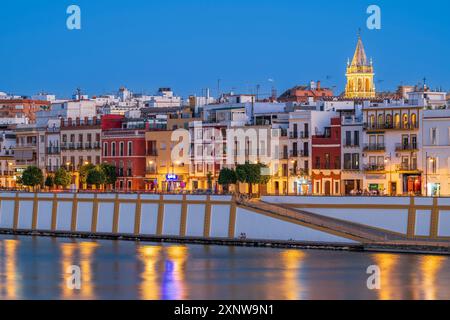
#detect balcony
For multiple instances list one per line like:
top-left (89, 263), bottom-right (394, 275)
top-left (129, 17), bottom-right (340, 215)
top-left (290, 150), bottom-right (299, 157)
top-left (364, 164), bottom-right (386, 172)
top-left (15, 142), bottom-right (37, 148)
top-left (289, 150), bottom-right (308, 158)
top-left (289, 130), bottom-right (309, 139)
top-left (299, 131), bottom-right (309, 139)
top-left (397, 164), bottom-right (420, 172)
top-left (289, 132), bottom-right (298, 139)
top-left (395, 144), bottom-right (419, 152)
top-left (292, 168), bottom-right (309, 176)
top-left (363, 144), bottom-right (385, 152)
top-left (0, 171), bottom-right (15, 177)
top-left (343, 143), bottom-right (360, 149)
top-left (343, 164), bottom-right (361, 171)
top-left (47, 147), bottom-right (60, 154)
top-left (313, 163), bottom-right (341, 170)
top-left (364, 121), bottom-right (419, 132)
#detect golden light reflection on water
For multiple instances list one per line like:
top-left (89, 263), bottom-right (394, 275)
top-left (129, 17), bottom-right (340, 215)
top-left (372, 253), bottom-right (400, 300)
top-left (278, 250), bottom-right (306, 300)
top-left (138, 246), bottom-right (162, 300)
top-left (137, 245), bottom-right (189, 300)
top-left (60, 241), bottom-right (99, 300)
top-left (0, 240), bottom-right (20, 300)
top-left (418, 255), bottom-right (445, 300)
top-left (162, 246), bottom-right (188, 300)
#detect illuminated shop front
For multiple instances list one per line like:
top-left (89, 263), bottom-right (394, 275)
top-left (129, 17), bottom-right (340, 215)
top-left (293, 177), bottom-right (311, 195)
top-left (163, 174), bottom-right (186, 192)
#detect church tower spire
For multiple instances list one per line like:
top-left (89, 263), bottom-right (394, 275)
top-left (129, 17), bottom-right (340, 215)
top-left (345, 34), bottom-right (376, 99)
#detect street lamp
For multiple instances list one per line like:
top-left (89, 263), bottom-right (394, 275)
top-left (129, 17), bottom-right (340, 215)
top-left (384, 153), bottom-right (392, 196)
top-left (425, 152), bottom-right (434, 197)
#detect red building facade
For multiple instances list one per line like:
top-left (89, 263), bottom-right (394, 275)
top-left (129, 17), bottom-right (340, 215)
top-left (311, 117), bottom-right (341, 195)
top-left (101, 117), bottom-right (146, 191)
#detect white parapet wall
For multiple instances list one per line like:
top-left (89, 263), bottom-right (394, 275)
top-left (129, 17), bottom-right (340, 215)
top-left (0, 192), bottom-right (358, 244)
top-left (262, 196), bottom-right (450, 241)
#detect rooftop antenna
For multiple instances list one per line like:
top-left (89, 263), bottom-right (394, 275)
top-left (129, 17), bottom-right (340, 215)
top-left (76, 87), bottom-right (82, 100)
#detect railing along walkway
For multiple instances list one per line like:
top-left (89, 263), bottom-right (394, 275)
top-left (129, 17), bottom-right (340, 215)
top-left (236, 198), bottom-right (406, 243)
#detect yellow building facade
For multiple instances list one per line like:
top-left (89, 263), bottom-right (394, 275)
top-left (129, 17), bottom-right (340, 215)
top-left (345, 36), bottom-right (376, 99)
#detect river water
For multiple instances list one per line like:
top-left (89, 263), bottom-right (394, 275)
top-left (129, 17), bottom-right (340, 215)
top-left (0, 235), bottom-right (449, 300)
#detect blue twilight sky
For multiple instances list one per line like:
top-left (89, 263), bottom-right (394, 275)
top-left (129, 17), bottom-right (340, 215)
top-left (0, 0), bottom-right (449, 98)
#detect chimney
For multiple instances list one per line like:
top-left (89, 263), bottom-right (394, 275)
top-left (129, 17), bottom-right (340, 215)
top-left (317, 81), bottom-right (321, 90)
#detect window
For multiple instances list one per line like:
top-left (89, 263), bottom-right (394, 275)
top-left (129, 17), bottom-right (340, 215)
top-left (128, 141), bottom-right (133, 156)
top-left (354, 131), bottom-right (359, 147)
top-left (386, 114), bottom-right (392, 127)
top-left (430, 157), bottom-right (437, 174)
top-left (345, 131), bottom-right (352, 146)
top-left (344, 154), bottom-right (352, 170)
top-left (325, 154), bottom-right (330, 169)
top-left (112, 142), bottom-right (116, 156)
top-left (128, 180), bottom-right (132, 190)
top-left (431, 128), bottom-right (437, 146)
top-left (394, 114), bottom-right (400, 128)
top-left (403, 114), bottom-right (409, 128)
top-left (315, 156), bottom-right (320, 169)
top-left (411, 113), bottom-right (417, 127)
top-left (103, 142), bottom-right (108, 157)
top-left (120, 142), bottom-right (124, 156)
top-left (352, 154), bottom-right (360, 170)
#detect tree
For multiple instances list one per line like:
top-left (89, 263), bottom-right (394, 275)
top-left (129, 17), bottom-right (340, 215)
top-left (236, 163), bottom-right (271, 196)
top-left (236, 163), bottom-right (260, 195)
top-left (218, 168), bottom-right (237, 193)
top-left (54, 168), bottom-right (72, 189)
top-left (100, 163), bottom-right (117, 189)
top-left (21, 166), bottom-right (44, 190)
top-left (86, 167), bottom-right (106, 189)
top-left (79, 163), bottom-right (95, 186)
top-left (45, 175), bottom-right (55, 190)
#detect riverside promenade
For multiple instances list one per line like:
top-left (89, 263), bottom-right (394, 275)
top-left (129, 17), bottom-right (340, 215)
top-left (0, 191), bottom-right (449, 255)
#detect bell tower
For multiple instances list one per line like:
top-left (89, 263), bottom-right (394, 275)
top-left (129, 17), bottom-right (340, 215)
top-left (345, 34), bottom-right (376, 99)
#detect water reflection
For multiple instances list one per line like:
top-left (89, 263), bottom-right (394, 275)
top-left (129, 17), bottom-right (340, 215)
top-left (1, 235), bottom-right (450, 300)
top-left (372, 253), bottom-right (400, 300)
top-left (138, 246), bottom-right (162, 300)
top-left (0, 240), bottom-right (20, 299)
top-left (280, 250), bottom-right (306, 300)
top-left (137, 245), bottom-right (188, 300)
top-left (59, 241), bottom-right (99, 299)
top-left (419, 255), bottom-right (445, 300)
top-left (162, 246), bottom-right (188, 300)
